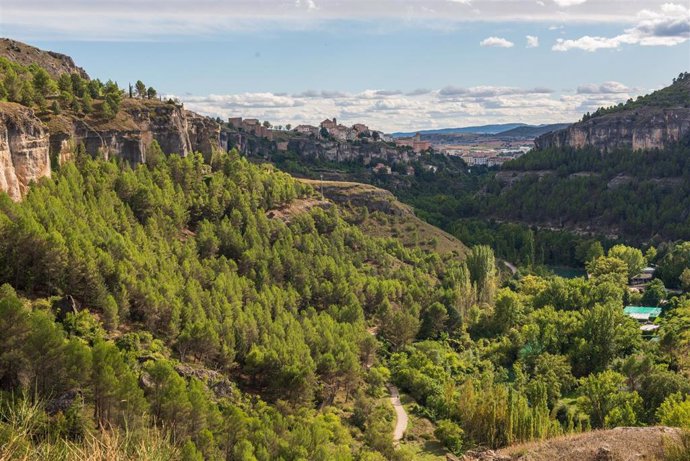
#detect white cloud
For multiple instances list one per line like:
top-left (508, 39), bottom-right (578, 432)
top-left (295, 0), bottom-right (318, 11)
top-left (553, 0), bottom-right (587, 7)
top-left (2, 0), bottom-right (677, 40)
top-left (480, 36), bottom-right (515, 48)
top-left (173, 82), bottom-right (631, 132)
top-left (554, 35), bottom-right (624, 51)
top-left (526, 35), bottom-right (540, 47)
top-left (576, 81), bottom-right (630, 94)
top-left (553, 2), bottom-right (690, 51)
top-left (439, 86), bottom-right (552, 97)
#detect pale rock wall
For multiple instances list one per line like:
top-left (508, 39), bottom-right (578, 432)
top-left (0, 100), bottom-right (222, 200)
top-left (535, 108), bottom-right (690, 152)
top-left (0, 103), bottom-right (51, 201)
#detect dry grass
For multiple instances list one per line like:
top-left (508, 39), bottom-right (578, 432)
top-left (266, 197), bottom-right (331, 222)
top-left (497, 426), bottom-right (683, 461)
top-left (0, 399), bottom-right (177, 461)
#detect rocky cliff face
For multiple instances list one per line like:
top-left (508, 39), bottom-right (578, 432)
top-left (287, 137), bottom-right (411, 163)
top-left (227, 131), bottom-right (413, 165)
top-left (535, 108), bottom-right (690, 152)
top-left (186, 110), bottom-right (222, 160)
top-left (46, 99), bottom-right (221, 165)
top-left (0, 102), bottom-right (51, 201)
top-left (0, 39), bottom-right (222, 200)
top-left (0, 99), bottom-right (221, 200)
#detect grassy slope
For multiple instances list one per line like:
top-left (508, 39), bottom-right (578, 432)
top-left (495, 426), bottom-right (683, 461)
top-left (299, 179), bottom-right (468, 259)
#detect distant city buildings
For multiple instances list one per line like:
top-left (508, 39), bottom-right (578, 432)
top-left (320, 118), bottom-right (338, 130)
top-left (442, 144), bottom-right (532, 168)
top-left (319, 118), bottom-right (372, 142)
top-left (229, 115), bottom-right (398, 147)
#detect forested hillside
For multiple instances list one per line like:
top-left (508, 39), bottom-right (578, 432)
top-left (0, 145), bottom-right (493, 459)
top-left (1, 41), bottom-right (690, 461)
top-left (581, 72), bottom-right (690, 121)
top-left (2, 147), bottom-right (690, 460)
top-left (487, 141), bottom-right (690, 241)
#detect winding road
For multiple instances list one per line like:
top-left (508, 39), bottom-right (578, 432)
top-left (383, 262), bottom-right (515, 446)
top-left (388, 384), bottom-right (408, 443)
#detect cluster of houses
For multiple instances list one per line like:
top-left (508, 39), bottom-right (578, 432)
top-left (225, 115), bottom-right (440, 176)
top-left (292, 118), bottom-right (394, 143)
top-left (227, 116), bottom-right (438, 158)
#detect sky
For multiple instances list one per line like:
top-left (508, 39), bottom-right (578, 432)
top-left (2, 0), bottom-right (690, 132)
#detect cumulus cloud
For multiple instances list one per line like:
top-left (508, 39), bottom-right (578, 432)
top-left (553, 0), bottom-right (587, 7)
top-left (373, 89), bottom-right (404, 96)
top-left (576, 81), bottom-right (631, 94)
top-left (526, 35), bottom-right (540, 47)
top-left (174, 83), bottom-right (622, 132)
top-left (165, 81), bottom-right (644, 132)
top-left (553, 3), bottom-right (690, 51)
top-left (480, 36), bottom-right (515, 48)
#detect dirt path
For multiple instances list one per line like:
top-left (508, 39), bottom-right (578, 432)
top-left (388, 384), bottom-right (408, 443)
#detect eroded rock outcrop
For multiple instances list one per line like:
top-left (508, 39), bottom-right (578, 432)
top-left (535, 108), bottom-right (690, 152)
top-left (48, 99), bottom-right (221, 164)
top-left (187, 110), bottom-right (222, 160)
top-left (0, 102), bottom-right (50, 201)
top-left (226, 130), bottom-right (413, 165)
top-left (0, 99), bottom-right (222, 200)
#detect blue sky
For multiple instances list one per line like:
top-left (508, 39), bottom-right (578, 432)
top-left (28, 23), bottom-right (686, 95)
top-left (4, 0), bottom-right (690, 131)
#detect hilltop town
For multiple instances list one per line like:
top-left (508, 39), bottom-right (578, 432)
top-left (220, 115), bottom-right (536, 174)
top-left (221, 116), bottom-right (435, 174)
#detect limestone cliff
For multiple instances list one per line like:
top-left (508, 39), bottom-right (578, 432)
top-left (227, 130), bottom-right (413, 165)
top-left (0, 99), bottom-right (221, 200)
top-left (534, 108), bottom-right (690, 152)
top-left (186, 110), bottom-right (222, 161)
top-left (0, 102), bottom-right (51, 201)
top-left (45, 99), bottom-right (221, 164)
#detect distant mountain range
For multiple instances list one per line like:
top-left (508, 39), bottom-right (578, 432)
top-left (392, 122), bottom-right (571, 138)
